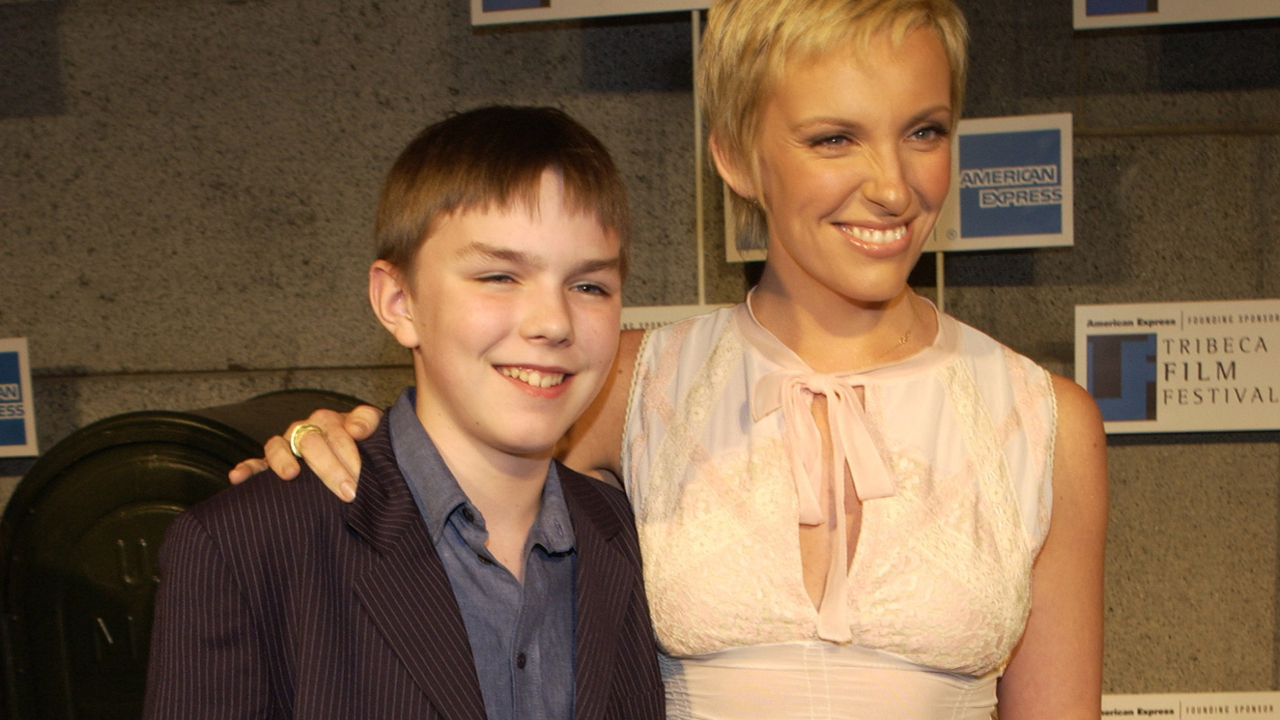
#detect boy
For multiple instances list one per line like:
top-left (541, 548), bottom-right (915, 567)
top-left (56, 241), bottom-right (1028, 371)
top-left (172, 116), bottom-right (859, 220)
top-left (142, 106), bottom-right (664, 720)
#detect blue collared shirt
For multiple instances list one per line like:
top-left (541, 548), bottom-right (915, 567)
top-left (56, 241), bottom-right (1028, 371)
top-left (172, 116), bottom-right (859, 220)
top-left (389, 389), bottom-right (577, 720)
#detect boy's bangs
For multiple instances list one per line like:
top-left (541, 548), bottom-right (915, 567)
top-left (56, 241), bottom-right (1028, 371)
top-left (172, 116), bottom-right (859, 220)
top-left (376, 106), bottom-right (630, 279)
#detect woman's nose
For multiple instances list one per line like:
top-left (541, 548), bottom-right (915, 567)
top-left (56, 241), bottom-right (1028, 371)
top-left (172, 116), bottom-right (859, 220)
top-left (862, 149), bottom-right (911, 216)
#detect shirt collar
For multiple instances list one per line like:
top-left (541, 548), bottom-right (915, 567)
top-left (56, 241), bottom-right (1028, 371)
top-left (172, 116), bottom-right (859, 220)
top-left (388, 388), bottom-right (575, 553)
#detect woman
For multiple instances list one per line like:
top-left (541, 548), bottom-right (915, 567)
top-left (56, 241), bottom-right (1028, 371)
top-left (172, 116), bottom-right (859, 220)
top-left (239, 0), bottom-right (1107, 716)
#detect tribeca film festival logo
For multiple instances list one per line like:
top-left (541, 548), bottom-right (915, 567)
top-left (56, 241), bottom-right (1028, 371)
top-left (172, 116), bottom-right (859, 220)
top-left (1087, 334), bottom-right (1158, 423)
top-left (0, 350), bottom-right (26, 446)
top-left (959, 129), bottom-right (1064, 239)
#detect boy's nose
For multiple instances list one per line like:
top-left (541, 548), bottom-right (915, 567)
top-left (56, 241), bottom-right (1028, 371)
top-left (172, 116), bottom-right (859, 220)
top-left (521, 291), bottom-right (574, 345)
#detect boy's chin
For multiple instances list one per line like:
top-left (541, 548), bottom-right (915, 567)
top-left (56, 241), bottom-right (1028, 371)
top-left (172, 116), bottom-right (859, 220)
top-left (489, 423), bottom-right (577, 459)
top-left (492, 438), bottom-right (564, 462)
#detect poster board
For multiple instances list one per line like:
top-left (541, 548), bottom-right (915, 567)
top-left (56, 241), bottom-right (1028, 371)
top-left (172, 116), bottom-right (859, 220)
top-left (926, 113), bottom-right (1074, 253)
top-left (472, 0), bottom-right (707, 25)
top-left (1103, 691), bottom-right (1280, 718)
top-left (0, 338), bottom-right (38, 457)
top-left (1074, 0), bottom-right (1280, 29)
top-left (1075, 299), bottom-right (1280, 434)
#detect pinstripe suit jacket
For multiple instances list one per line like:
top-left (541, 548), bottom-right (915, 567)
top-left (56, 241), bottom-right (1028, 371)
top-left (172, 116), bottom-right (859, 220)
top-left (142, 418), bottom-right (664, 720)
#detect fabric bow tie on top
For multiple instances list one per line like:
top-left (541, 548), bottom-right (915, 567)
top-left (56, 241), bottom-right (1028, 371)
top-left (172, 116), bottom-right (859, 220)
top-left (751, 369), bottom-right (899, 643)
top-left (752, 370), bottom-right (899, 515)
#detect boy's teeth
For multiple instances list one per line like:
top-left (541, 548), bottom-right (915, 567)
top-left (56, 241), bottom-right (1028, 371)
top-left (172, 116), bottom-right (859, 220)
top-left (840, 225), bottom-right (906, 245)
top-left (501, 367), bottom-right (566, 388)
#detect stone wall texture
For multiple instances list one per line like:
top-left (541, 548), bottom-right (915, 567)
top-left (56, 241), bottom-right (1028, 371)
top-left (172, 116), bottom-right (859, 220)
top-left (2, 0), bottom-right (1278, 693)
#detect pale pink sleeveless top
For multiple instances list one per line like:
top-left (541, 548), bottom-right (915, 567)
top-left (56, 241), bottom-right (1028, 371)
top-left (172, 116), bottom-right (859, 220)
top-left (622, 302), bottom-right (1056, 719)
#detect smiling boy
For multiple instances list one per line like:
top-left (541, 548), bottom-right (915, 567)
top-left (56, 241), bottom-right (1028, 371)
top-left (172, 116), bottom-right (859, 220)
top-left (143, 106), bottom-right (664, 720)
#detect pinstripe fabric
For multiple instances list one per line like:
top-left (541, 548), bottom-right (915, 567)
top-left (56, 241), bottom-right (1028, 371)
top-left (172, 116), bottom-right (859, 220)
top-left (143, 416), bottom-right (664, 720)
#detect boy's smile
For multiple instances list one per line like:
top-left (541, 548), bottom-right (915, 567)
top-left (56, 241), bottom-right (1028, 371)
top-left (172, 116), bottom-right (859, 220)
top-left (372, 169), bottom-right (623, 476)
top-left (499, 366), bottom-right (567, 390)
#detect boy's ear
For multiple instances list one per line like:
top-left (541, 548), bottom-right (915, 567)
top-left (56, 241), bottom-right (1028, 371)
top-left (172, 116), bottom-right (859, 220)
top-left (709, 132), bottom-right (758, 202)
top-left (369, 260), bottom-right (421, 349)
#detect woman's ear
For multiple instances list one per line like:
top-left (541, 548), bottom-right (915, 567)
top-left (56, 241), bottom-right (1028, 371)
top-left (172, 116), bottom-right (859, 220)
top-left (709, 133), bottom-right (758, 202)
top-left (369, 260), bottom-right (421, 349)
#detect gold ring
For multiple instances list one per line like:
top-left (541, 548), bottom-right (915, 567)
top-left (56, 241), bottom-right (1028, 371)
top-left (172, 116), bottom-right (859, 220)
top-left (289, 423), bottom-right (323, 458)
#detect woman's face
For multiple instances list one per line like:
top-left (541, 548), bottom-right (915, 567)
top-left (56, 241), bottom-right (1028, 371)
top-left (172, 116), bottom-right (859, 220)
top-left (745, 27), bottom-right (953, 308)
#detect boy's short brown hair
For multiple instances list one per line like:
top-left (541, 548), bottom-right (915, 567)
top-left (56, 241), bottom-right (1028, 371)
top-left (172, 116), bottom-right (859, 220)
top-left (375, 105), bottom-right (631, 279)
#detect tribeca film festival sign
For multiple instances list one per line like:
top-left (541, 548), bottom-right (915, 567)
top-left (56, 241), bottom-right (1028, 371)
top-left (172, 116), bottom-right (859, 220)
top-left (926, 113), bottom-right (1073, 253)
top-left (1075, 300), bottom-right (1280, 434)
top-left (473, 0), bottom-right (706, 24)
top-left (1075, 0), bottom-right (1280, 29)
top-left (1103, 691), bottom-right (1280, 719)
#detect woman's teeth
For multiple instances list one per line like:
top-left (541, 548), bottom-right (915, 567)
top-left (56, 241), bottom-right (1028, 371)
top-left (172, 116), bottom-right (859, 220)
top-left (839, 225), bottom-right (907, 245)
top-left (501, 367), bottom-right (566, 388)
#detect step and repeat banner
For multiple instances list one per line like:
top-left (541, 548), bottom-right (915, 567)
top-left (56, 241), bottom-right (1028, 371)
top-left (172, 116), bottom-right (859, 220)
top-left (467, 1), bottom-right (1277, 441)
top-left (1075, 0), bottom-right (1280, 28)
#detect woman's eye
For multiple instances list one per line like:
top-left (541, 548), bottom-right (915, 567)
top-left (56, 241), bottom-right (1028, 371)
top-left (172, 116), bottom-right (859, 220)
top-left (910, 124), bottom-right (949, 142)
top-left (809, 134), bottom-right (850, 148)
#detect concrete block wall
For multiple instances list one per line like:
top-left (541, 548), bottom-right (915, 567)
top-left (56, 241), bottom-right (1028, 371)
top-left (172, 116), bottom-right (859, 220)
top-left (1, 0), bottom-right (1277, 694)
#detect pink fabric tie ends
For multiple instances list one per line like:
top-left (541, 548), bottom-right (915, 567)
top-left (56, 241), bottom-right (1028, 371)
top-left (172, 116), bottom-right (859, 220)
top-left (751, 369), bottom-right (899, 643)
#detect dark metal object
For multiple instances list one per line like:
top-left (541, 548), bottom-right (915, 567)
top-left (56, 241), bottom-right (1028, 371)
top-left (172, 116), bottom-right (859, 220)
top-left (0, 389), bottom-right (366, 720)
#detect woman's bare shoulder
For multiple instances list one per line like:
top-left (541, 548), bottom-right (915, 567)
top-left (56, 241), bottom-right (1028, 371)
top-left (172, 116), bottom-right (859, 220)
top-left (1049, 373), bottom-right (1106, 456)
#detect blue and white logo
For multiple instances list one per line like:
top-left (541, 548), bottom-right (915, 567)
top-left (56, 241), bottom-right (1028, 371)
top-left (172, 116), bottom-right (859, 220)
top-left (1087, 334), bottom-right (1158, 422)
top-left (0, 351), bottom-right (26, 446)
top-left (959, 129), bottom-right (1064, 239)
top-left (1086, 0), bottom-right (1157, 16)
top-left (483, 0), bottom-right (548, 10)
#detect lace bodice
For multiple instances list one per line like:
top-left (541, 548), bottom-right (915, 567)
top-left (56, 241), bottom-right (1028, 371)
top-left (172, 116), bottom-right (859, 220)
top-left (621, 302), bottom-right (1055, 714)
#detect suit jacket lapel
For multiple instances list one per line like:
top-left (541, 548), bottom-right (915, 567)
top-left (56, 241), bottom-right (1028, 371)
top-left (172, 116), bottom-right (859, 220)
top-left (562, 469), bottom-right (633, 720)
top-left (346, 422), bottom-right (487, 720)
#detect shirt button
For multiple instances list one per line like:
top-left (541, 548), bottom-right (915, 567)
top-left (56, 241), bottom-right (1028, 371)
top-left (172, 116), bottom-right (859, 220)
top-left (516, 653), bottom-right (527, 669)
top-left (461, 508), bottom-right (475, 523)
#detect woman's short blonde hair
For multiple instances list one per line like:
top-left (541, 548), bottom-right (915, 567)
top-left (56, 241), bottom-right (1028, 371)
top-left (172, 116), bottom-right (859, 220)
top-left (698, 0), bottom-right (969, 246)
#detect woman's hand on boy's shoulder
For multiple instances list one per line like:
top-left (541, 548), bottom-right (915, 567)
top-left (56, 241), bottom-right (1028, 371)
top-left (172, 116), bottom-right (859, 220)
top-left (227, 405), bottom-right (384, 503)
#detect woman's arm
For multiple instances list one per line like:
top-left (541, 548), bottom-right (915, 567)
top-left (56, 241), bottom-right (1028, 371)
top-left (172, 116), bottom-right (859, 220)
top-left (558, 328), bottom-right (644, 484)
top-left (997, 374), bottom-right (1109, 719)
top-left (228, 328), bottom-right (644, 499)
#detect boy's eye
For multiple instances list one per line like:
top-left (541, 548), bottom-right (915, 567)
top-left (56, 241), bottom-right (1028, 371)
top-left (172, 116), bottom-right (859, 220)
top-left (572, 282), bottom-right (612, 296)
top-left (477, 273), bottom-right (517, 284)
